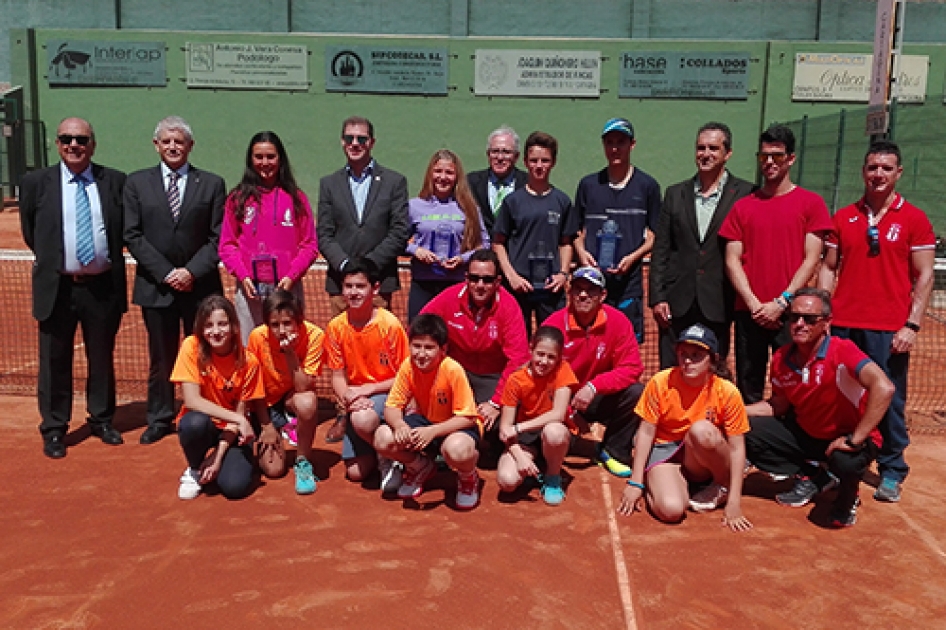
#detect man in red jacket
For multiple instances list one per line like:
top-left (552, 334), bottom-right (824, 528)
top-left (544, 267), bottom-right (645, 477)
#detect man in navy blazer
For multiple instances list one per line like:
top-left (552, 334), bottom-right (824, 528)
top-left (19, 117), bottom-right (127, 458)
top-left (467, 126), bottom-right (528, 233)
top-left (317, 116), bottom-right (409, 316)
top-left (649, 122), bottom-right (754, 368)
top-left (124, 116), bottom-right (225, 444)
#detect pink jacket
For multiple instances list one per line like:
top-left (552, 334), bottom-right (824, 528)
top-left (219, 187), bottom-right (318, 283)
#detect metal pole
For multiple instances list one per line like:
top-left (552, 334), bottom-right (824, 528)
top-left (831, 109), bottom-right (846, 213)
top-left (798, 115), bottom-right (808, 184)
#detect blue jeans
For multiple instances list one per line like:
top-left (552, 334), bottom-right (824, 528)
top-left (831, 328), bottom-right (909, 483)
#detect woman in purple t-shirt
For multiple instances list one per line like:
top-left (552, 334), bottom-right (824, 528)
top-left (406, 149), bottom-right (489, 320)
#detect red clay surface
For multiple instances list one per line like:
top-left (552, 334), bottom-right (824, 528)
top-left (2, 396), bottom-right (946, 628)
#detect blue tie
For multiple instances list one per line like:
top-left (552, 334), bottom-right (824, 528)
top-left (74, 175), bottom-right (94, 266)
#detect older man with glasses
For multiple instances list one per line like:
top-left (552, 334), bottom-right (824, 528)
top-left (744, 288), bottom-right (894, 528)
top-left (467, 126), bottom-right (528, 232)
top-left (719, 124), bottom-right (833, 405)
top-left (421, 249), bottom-right (530, 457)
top-left (317, 116), bottom-right (410, 442)
top-left (818, 140), bottom-right (936, 503)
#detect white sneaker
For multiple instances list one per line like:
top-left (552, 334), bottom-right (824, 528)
top-left (378, 456), bottom-right (403, 493)
top-left (689, 483), bottom-right (728, 513)
top-left (178, 467), bottom-right (202, 500)
top-left (455, 470), bottom-right (481, 510)
top-left (397, 456), bottom-right (435, 499)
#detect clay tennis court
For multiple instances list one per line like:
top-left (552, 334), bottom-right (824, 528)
top-left (2, 209), bottom-right (946, 628)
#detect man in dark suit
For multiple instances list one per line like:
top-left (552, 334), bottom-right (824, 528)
top-left (317, 116), bottom-right (410, 443)
top-left (124, 116), bottom-right (226, 444)
top-left (20, 117), bottom-right (127, 458)
top-left (649, 122), bottom-right (754, 368)
top-left (467, 126), bottom-right (527, 233)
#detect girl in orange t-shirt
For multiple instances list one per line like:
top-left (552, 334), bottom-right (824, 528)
top-left (171, 295), bottom-right (272, 501)
top-left (496, 326), bottom-right (579, 506)
top-left (617, 324), bottom-right (752, 531)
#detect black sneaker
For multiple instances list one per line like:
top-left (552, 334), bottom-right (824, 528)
top-left (776, 478), bottom-right (820, 507)
top-left (829, 497), bottom-right (861, 528)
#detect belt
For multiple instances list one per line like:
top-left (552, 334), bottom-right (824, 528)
top-left (62, 271), bottom-right (109, 284)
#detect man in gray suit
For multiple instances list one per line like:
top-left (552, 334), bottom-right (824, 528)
top-left (317, 116), bottom-right (410, 317)
top-left (649, 122), bottom-right (753, 368)
top-left (317, 116), bottom-right (410, 442)
top-left (20, 117), bottom-right (127, 458)
top-left (124, 116), bottom-right (226, 444)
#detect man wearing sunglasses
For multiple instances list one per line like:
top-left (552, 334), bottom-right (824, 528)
top-left (467, 126), bottom-right (527, 233)
top-left (19, 117), bottom-right (128, 458)
top-left (819, 141), bottom-right (936, 503)
top-left (420, 249), bottom-right (530, 455)
top-left (745, 288), bottom-right (894, 528)
top-left (719, 124), bottom-right (833, 404)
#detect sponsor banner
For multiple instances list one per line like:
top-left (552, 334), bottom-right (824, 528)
top-left (618, 51), bottom-right (749, 100)
top-left (325, 45), bottom-right (448, 95)
top-left (47, 39), bottom-right (165, 87)
top-left (793, 52), bottom-right (928, 103)
top-left (474, 49), bottom-right (600, 97)
top-left (186, 42), bottom-right (308, 91)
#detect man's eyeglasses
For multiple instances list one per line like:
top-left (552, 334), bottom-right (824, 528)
top-left (467, 273), bottom-right (497, 284)
top-left (58, 134), bottom-right (91, 146)
top-left (788, 312), bottom-right (824, 326)
top-left (867, 225), bottom-right (881, 257)
top-left (756, 151), bottom-right (789, 165)
top-left (343, 134), bottom-right (370, 146)
top-left (488, 149), bottom-right (515, 157)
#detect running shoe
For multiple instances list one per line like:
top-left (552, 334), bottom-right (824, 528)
top-left (456, 470), bottom-right (481, 510)
top-left (293, 456), bottom-right (317, 495)
top-left (595, 448), bottom-right (631, 478)
top-left (398, 455), bottom-right (435, 499)
top-left (378, 456), bottom-right (403, 493)
top-left (873, 478), bottom-right (902, 503)
top-left (178, 467), bottom-right (202, 500)
top-left (829, 497), bottom-right (861, 528)
top-left (689, 483), bottom-right (729, 512)
top-left (540, 474), bottom-right (566, 506)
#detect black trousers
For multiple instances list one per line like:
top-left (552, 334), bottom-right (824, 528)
top-left (178, 411), bottom-right (256, 500)
top-left (583, 382), bottom-right (645, 466)
top-left (733, 311), bottom-right (791, 404)
top-left (141, 294), bottom-right (202, 429)
top-left (745, 414), bottom-right (878, 511)
top-left (658, 302), bottom-right (732, 370)
top-left (38, 274), bottom-right (123, 438)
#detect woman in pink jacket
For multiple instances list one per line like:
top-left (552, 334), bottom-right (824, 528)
top-left (219, 131), bottom-right (318, 343)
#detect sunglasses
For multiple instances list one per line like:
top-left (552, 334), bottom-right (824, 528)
top-left (343, 134), bottom-right (370, 146)
top-left (467, 273), bottom-right (498, 284)
top-left (788, 312), bottom-right (824, 326)
top-left (867, 225), bottom-right (881, 257)
top-left (756, 152), bottom-right (789, 164)
top-left (58, 134), bottom-right (91, 146)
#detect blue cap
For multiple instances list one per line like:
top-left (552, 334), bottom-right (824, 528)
top-left (601, 117), bottom-right (634, 139)
top-left (677, 323), bottom-right (719, 355)
top-left (572, 266), bottom-right (605, 288)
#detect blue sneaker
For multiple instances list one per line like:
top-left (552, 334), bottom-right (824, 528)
top-left (294, 457), bottom-right (317, 495)
top-left (541, 474), bottom-right (566, 506)
top-left (874, 478), bottom-right (902, 503)
top-left (595, 449), bottom-right (631, 478)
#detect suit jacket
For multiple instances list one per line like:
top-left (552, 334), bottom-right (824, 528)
top-left (648, 172), bottom-right (754, 323)
top-left (467, 167), bottom-right (528, 232)
top-left (123, 164), bottom-right (225, 308)
top-left (316, 162), bottom-right (410, 295)
top-left (20, 162), bottom-right (128, 322)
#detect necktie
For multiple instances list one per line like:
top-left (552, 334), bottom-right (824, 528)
top-left (74, 175), bottom-right (94, 266)
top-left (167, 171), bottom-right (181, 222)
top-left (493, 184), bottom-right (511, 215)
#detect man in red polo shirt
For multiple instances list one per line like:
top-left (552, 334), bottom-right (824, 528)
top-left (543, 266), bottom-right (645, 477)
top-left (745, 288), bottom-right (894, 528)
top-left (421, 249), bottom-right (530, 452)
top-left (818, 140), bottom-right (936, 504)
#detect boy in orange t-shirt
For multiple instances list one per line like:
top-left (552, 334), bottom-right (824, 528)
top-left (325, 259), bottom-right (409, 488)
top-left (497, 326), bottom-right (579, 505)
top-left (247, 289), bottom-right (324, 495)
top-left (376, 313), bottom-right (482, 509)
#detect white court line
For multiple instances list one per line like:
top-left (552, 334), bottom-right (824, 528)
top-left (598, 467), bottom-right (638, 630)
top-left (895, 507), bottom-right (946, 566)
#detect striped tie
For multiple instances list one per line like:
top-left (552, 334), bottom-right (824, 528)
top-left (167, 171), bottom-right (181, 222)
top-left (74, 175), bottom-right (94, 266)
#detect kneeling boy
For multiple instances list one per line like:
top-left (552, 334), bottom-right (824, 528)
top-left (376, 314), bottom-right (482, 509)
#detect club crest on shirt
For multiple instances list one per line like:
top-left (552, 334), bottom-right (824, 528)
top-left (244, 206), bottom-right (256, 224)
top-left (437, 389), bottom-right (448, 406)
top-left (596, 343), bottom-right (607, 360)
top-left (886, 224), bottom-right (901, 242)
top-left (547, 211), bottom-right (560, 225)
top-left (379, 351), bottom-right (389, 367)
top-left (488, 321), bottom-right (499, 340)
top-left (281, 208), bottom-right (294, 227)
top-left (704, 407), bottom-right (717, 423)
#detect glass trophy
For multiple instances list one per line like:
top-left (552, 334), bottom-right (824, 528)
top-left (252, 253), bottom-right (278, 299)
top-left (597, 219), bottom-right (622, 270)
top-left (528, 240), bottom-right (553, 290)
top-left (432, 223), bottom-right (455, 261)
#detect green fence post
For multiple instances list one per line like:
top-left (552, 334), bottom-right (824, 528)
top-left (830, 109), bottom-right (846, 213)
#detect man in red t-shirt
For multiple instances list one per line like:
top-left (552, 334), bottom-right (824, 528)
top-left (818, 140), bottom-right (936, 503)
top-left (745, 288), bottom-right (894, 528)
top-left (719, 124), bottom-right (832, 404)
